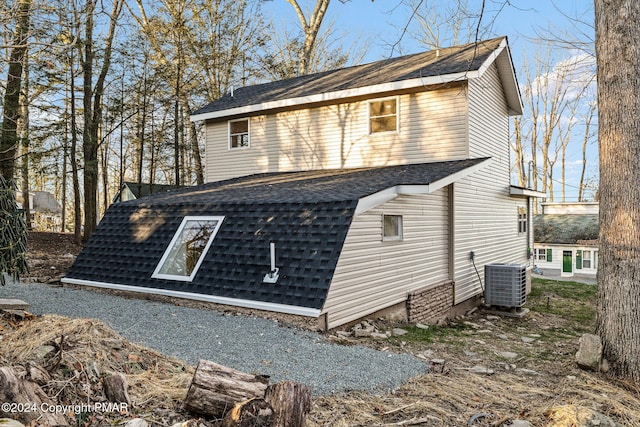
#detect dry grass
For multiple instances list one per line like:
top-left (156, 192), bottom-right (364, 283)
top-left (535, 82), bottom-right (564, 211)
top-left (308, 370), bottom-right (640, 426)
top-left (1, 314), bottom-right (193, 412)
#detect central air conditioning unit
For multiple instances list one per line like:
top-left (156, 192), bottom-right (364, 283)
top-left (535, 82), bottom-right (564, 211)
top-left (484, 263), bottom-right (527, 308)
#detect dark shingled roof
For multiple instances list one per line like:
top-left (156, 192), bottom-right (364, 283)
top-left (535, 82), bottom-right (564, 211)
top-left (192, 37), bottom-right (505, 117)
top-left (534, 214), bottom-right (599, 244)
top-left (65, 159), bottom-right (486, 311)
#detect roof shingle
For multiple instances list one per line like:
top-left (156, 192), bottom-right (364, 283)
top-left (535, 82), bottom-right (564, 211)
top-left (65, 159), bottom-right (487, 311)
top-left (192, 38), bottom-right (506, 117)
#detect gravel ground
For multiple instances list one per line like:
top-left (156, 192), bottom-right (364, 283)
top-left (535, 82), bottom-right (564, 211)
top-left (2, 281), bottom-right (429, 395)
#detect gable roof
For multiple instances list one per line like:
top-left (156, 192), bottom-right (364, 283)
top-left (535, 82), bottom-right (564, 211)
top-left (64, 158), bottom-right (488, 316)
top-left (113, 182), bottom-right (178, 203)
top-left (191, 37), bottom-right (521, 122)
top-left (534, 214), bottom-right (599, 245)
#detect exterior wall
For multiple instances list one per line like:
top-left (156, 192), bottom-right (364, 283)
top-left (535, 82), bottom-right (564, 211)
top-left (453, 64), bottom-right (531, 304)
top-left (533, 243), bottom-right (599, 277)
top-left (203, 87), bottom-right (469, 182)
top-left (322, 189), bottom-right (450, 329)
top-left (407, 280), bottom-right (454, 324)
top-left (541, 202), bottom-right (599, 215)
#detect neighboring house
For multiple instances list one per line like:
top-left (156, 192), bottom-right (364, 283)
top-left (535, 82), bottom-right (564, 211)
top-left (534, 202), bottom-right (599, 277)
top-left (63, 37), bottom-right (542, 329)
top-left (113, 182), bottom-right (177, 203)
top-left (17, 190), bottom-right (62, 231)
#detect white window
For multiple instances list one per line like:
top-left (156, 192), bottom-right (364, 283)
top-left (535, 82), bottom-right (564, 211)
top-left (536, 248), bottom-right (547, 261)
top-left (518, 206), bottom-right (528, 234)
top-left (582, 250), bottom-right (592, 269)
top-left (229, 119), bottom-right (250, 149)
top-left (383, 214), bottom-right (403, 241)
top-left (152, 216), bottom-right (224, 281)
top-left (369, 98), bottom-right (398, 134)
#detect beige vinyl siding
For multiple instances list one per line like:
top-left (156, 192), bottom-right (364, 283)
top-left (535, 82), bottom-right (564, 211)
top-left (204, 87), bottom-right (469, 183)
top-left (453, 63), bottom-right (530, 304)
top-left (322, 190), bottom-right (449, 329)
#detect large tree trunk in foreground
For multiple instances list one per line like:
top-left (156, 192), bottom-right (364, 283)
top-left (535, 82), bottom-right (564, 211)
top-left (265, 380), bottom-right (312, 427)
top-left (0, 367), bottom-right (69, 426)
top-left (594, 0), bottom-right (640, 381)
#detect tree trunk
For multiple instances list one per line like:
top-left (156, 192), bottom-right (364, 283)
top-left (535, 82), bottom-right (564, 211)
top-left (184, 360), bottom-right (269, 418)
top-left (265, 381), bottom-right (312, 427)
top-left (0, 0), bottom-right (31, 181)
top-left (70, 48), bottom-right (82, 245)
top-left (80, 0), bottom-right (123, 240)
top-left (594, 0), bottom-right (640, 381)
top-left (20, 56), bottom-right (31, 230)
top-left (285, 0), bottom-right (331, 75)
top-left (0, 366), bottom-right (69, 426)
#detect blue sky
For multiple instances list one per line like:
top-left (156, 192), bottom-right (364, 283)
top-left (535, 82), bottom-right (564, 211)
top-left (261, 1), bottom-right (598, 202)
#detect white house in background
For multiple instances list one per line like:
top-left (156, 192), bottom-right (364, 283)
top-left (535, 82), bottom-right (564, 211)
top-left (533, 202), bottom-right (599, 278)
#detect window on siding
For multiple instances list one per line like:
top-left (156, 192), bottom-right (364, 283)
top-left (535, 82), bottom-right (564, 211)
top-left (383, 214), bottom-right (403, 241)
top-left (582, 250), bottom-right (592, 269)
top-left (152, 216), bottom-right (224, 282)
top-left (517, 206), bottom-right (528, 234)
top-left (536, 248), bottom-right (547, 261)
top-left (229, 119), bottom-right (250, 149)
top-left (369, 98), bottom-right (398, 133)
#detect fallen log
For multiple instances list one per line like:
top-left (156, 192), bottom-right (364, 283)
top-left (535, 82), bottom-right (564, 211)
top-left (184, 360), bottom-right (269, 418)
top-left (265, 381), bottom-right (312, 427)
top-left (0, 366), bottom-right (69, 426)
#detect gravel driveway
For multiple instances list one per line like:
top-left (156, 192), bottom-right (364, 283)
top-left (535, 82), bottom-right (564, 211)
top-left (3, 281), bottom-right (428, 395)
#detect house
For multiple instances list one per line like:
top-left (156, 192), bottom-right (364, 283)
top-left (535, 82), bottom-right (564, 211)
top-left (63, 37), bottom-right (542, 329)
top-left (16, 190), bottom-right (62, 231)
top-left (533, 202), bottom-right (599, 277)
top-left (113, 182), bottom-right (177, 203)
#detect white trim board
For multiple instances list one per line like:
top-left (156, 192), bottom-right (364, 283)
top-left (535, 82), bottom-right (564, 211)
top-left (355, 158), bottom-right (491, 215)
top-left (61, 277), bottom-right (322, 318)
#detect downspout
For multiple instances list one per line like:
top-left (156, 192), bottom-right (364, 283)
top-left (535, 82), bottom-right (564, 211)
top-left (448, 184), bottom-right (456, 300)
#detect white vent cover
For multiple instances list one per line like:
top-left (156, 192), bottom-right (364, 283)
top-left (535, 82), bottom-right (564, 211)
top-left (484, 263), bottom-right (527, 308)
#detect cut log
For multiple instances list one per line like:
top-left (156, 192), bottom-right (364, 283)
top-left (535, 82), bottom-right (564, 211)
top-left (264, 381), bottom-right (312, 427)
top-left (221, 398), bottom-right (273, 427)
top-left (103, 372), bottom-right (131, 406)
top-left (0, 366), bottom-right (69, 426)
top-left (184, 360), bottom-right (269, 418)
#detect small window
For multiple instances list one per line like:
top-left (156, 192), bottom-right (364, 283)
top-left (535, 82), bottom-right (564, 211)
top-left (517, 206), bottom-right (528, 234)
top-left (383, 214), bottom-right (403, 241)
top-left (369, 98), bottom-right (398, 134)
top-left (152, 216), bottom-right (224, 281)
top-left (582, 250), bottom-right (592, 269)
top-left (536, 248), bottom-right (547, 261)
top-left (229, 119), bottom-right (250, 149)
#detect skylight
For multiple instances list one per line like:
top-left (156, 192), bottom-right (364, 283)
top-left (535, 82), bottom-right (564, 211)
top-left (152, 216), bottom-right (224, 281)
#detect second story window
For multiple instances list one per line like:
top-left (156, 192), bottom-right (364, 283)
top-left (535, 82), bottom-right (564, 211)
top-left (518, 206), bottom-right (528, 234)
top-left (369, 98), bottom-right (398, 134)
top-left (229, 119), bottom-right (250, 149)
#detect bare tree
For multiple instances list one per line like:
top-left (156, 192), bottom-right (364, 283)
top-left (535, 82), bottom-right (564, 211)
top-left (0, 0), bottom-right (30, 283)
top-left (79, 0), bottom-right (124, 239)
top-left (594, 0), bottom-right (640, 382)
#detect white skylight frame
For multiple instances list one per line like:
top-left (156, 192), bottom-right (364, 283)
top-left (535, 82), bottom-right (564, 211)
top-left (152, 216), bottom-right (224, 282)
